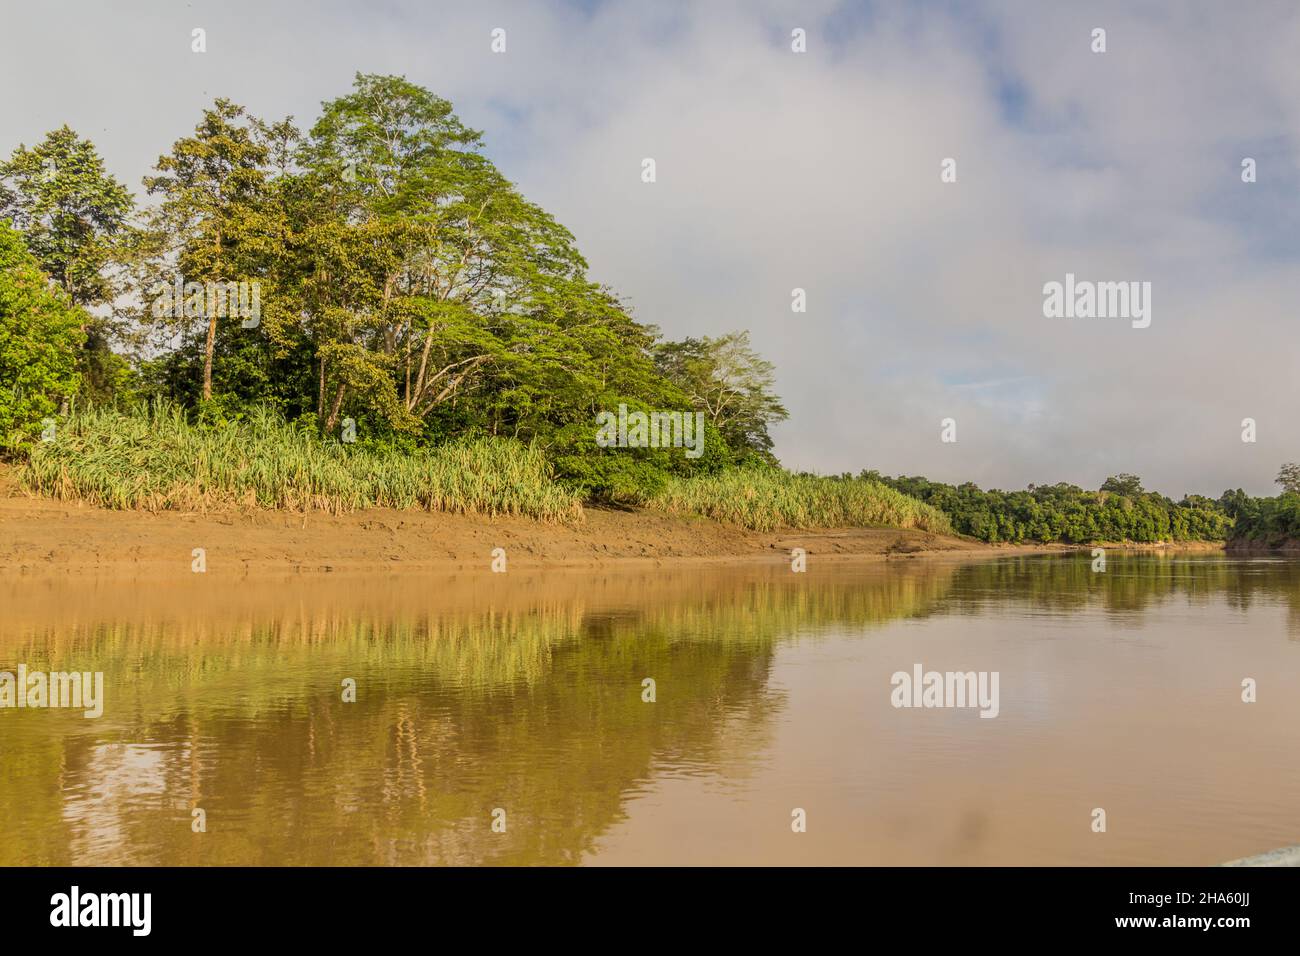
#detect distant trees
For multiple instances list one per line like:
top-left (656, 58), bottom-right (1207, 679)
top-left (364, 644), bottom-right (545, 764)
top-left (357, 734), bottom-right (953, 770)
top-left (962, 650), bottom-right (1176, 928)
top-left (1226, 464), bottom-right (1300, 544)
top-left (867, 472), bottom-right (1231, 544)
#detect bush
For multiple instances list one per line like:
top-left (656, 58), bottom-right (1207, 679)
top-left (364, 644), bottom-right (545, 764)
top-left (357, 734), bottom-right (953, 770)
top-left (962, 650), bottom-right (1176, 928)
top-left (0, 222), bottom-right (86, 452)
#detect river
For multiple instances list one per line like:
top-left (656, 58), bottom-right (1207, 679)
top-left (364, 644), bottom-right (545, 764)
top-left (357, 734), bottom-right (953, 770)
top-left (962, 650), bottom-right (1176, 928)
top-left (1, 553), bottom-right (1296, 865)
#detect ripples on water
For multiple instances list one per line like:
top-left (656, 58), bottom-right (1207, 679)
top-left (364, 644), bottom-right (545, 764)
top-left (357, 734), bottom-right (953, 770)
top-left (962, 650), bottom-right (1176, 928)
top-left (1, 553), bottom-right (1297, 865)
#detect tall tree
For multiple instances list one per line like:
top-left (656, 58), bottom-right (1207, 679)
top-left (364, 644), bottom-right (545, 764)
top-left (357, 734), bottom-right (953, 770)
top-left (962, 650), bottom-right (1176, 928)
top-left (1101, 474), bottom-right (1145, 497)
top-left (292, 73), bottom-right (628, 437)
top-left (0, 126), bottom-right (133, 401)
top-left (0, 126), bottom-right (132, 304)
top-left (142, 99), bottom-right (275, 401)
top-left (1276, 463), bottom-right (1300, 495)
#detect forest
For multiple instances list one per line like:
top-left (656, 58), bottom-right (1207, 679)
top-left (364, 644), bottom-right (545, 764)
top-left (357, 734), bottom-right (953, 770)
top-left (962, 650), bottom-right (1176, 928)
top-left (866, 470), bottom-right (1300, 546)
top-left (0, 75), bottom-right (796, 498)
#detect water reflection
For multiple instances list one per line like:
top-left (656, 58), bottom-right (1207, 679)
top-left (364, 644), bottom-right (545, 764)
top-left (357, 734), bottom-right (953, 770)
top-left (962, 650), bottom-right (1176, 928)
top-left (2, 554), bottom-right (1298, 865)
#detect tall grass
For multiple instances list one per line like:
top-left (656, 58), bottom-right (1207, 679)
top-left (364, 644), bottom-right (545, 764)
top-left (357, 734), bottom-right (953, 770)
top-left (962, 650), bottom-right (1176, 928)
top-left (22, 403), bottom-right (583, 521)
top-left (649, 468), bottom-right (954, 534)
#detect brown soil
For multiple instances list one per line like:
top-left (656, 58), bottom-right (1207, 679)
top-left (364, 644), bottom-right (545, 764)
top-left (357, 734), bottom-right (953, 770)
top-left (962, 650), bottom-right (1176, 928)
top-left (0, 467), bottom-right (1217, 577)
top-left (0, 467), bottom-right (1019, 577)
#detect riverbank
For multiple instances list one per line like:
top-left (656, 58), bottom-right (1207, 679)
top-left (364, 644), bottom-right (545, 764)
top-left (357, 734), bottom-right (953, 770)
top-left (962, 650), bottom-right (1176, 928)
top-left (0, 472), bottom-right (1229, 576)
top-left (1225, 538), bottom-right (1300, 555)
top-left (0, 479), bottom-right (985, 575)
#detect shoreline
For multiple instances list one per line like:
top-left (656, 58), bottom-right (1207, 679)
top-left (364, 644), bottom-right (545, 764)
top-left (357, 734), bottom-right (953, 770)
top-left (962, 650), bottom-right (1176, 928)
top-left (0, 478), bottom-right (1227, 577)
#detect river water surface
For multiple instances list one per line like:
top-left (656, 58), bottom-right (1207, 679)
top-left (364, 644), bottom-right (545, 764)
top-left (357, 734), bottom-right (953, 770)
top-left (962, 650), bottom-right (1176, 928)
top-left (2, 553), bottom-right (1297, 865)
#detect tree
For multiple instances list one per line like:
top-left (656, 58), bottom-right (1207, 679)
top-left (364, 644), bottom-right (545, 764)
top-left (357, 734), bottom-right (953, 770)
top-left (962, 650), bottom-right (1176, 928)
top-left (0, 126), bottom-right (132, 305)
top-left (142, 99), bottom-right (277, 402)
top-left (1101, 473), bottom-right (1144, 497)
top-left (293, 74), bottom-right (593, 429)
top-left (1276, 463), bottom-right (1300, 495)
top-left (655, 331), bottom-right (788, 459)
top-left (286, 72), bottom-right (677, 452)
top-left (0, 126), bottom-right (133, 401)
top-left (0, 223), bottom-right (86, 451)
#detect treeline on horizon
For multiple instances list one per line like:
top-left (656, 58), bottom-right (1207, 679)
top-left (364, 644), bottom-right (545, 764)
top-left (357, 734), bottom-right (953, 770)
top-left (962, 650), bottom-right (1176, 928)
top-left (863, 470), bottom-right (1300, 545)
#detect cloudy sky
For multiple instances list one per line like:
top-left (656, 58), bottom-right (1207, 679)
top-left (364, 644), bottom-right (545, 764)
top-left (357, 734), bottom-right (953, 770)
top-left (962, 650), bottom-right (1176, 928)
top-left (3, 0), bottom-right (1298, 495)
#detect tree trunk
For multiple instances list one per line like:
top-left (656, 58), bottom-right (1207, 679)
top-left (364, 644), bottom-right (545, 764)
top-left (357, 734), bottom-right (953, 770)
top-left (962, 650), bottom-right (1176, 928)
top-left (324, 382), bottom-right (346, 434)
top-left (202, 315), bottom-right (217, 400)
top-left (317, 355), bottom-right (327, 420)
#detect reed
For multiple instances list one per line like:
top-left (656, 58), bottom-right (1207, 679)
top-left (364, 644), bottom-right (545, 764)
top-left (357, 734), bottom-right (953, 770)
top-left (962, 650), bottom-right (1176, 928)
top-left (22, 402), bottom-right (583, 521)
top-left (649, 468), bottom-right (954, 534)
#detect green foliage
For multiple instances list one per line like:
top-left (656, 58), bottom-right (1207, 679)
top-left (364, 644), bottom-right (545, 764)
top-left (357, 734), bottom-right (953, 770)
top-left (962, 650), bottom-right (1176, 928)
top-left (0, 126), bottom-right (134, 404)
top-left (0, 223), bottom-right (86, 452)
top-left (655, 331), bottom-right (788, 461)
top-left (0, 125), bottom-right (132, 306)
top-left (2, 78), bottom-right (806, 506)
top-left (650, 468), bottom-right (954, 533)
top-left (139, 99), bottom-right (284, 402)
top-left (1225, 490), bottom-right (1300, 546)
top-left (1275, 463), bottom-right (1300, 495)
top-left (1100, 473), bottom-right (1144, 496)
top-left (23, 402), bottom-right (582, 520)
top-left (865, 472), bottom-right (1231, 543)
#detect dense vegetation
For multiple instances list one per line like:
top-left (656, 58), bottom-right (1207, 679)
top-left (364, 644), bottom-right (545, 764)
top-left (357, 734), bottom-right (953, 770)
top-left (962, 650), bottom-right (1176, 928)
top-left (1223, 469), bottom-right (1300, 547)
top-left (650, 469), bottom-right (952, 533)
top-left (0, 223), bottom-right (86, 450)
top-left (0, 74), bottom-right (788, 512)
top-left (24, 402), bottom-right (581, 519)
top-left (863, 471), bottom-right (1233, 544)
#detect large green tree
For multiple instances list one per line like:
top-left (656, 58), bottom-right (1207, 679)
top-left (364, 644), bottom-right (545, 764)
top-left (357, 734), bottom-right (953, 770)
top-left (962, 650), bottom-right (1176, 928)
top-left (282, 73), bottom-right (692, 454)
top-left (142, 99), bottom-right (281, 402)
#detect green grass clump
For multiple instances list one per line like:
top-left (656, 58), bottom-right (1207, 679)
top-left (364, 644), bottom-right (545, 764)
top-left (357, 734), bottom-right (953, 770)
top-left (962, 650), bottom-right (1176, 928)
top-left (648, 468), bottom-right (954, 534)
top-left (22, 403), bottom-right (583, 521)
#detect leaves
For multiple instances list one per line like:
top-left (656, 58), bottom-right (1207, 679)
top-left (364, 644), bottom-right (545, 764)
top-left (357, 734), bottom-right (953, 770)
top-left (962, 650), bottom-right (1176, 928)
top-left (0, 223), bottom-right (87, 450)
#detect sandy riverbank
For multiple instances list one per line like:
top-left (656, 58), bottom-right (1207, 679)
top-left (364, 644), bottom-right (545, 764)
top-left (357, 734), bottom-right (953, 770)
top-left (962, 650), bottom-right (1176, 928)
top-left (0, 469), bottom-right (1226, 576)
top-left (0, 481), bottom-right (1048, 579)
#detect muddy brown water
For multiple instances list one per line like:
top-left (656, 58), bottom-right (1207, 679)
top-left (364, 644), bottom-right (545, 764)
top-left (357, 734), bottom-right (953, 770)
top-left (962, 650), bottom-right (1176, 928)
top-left (1, 553), bottom-right (1297, 865)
